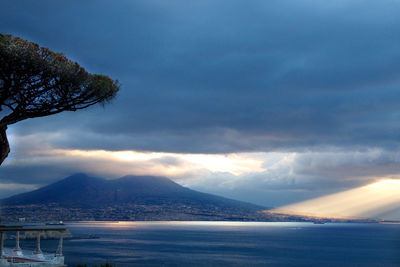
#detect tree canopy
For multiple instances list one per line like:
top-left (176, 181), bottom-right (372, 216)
top-left (0, 33), bottom-right (120, 165)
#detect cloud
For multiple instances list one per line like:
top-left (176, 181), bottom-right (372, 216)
top-left (7, 137), bottom-right (400, 205)
top-left (182, 149), bottom-right (400, 206)
top-left (3, 136), bottom-right (400, 206)
top-left (0, 134), bottom-right (265, 189)
top-left (2, 0), bottom-right (400, 154)
top-left (2, 1), bottom-right (400, 207)
top-left (274, 179), bottom-right (400, 220)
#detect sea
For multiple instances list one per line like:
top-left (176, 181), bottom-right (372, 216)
top-left (6, 221), bottom-right (400, 266)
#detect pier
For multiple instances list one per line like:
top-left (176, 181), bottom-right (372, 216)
top-left (0, 224), bottom-right (66, 266)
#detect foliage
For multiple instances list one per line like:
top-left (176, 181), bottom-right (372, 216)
top-left (0, 33), bottom-right (120, 165)
top-left (0, 33), bottom-right (119, 125)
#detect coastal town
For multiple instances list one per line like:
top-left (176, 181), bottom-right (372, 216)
top-left (0, 202), bottom-right (269, 222)
top-left (0, 203), bottom-right (382, 224)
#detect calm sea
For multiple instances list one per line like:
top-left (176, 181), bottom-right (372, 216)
top-left (7, 221), bottom-right (400, 266)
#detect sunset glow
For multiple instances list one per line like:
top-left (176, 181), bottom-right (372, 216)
top-left (273, 179), bottom-right (400, 219)
top-left (3, 1), bottom-right (400, 265)
top-left (41, 148), bottom-right (266, 177)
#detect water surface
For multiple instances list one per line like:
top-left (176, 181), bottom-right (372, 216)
top-left (8, 221), bottom-right (400, 266)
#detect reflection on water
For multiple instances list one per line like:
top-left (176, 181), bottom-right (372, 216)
top-left (75, 220), bottom-right (310, 228)
top-left (7, 221), bottom-right (400, 266)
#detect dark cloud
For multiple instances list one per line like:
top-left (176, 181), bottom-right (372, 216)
top-left (3, 1), bottom-right (400, 207)
top-left (2, 0), bottom-right (400, 153)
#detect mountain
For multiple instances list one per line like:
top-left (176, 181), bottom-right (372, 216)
top-left (1, 174), bottom-right (268, 222)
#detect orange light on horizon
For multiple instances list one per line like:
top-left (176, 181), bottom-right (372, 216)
top-left (272, 179), bottom-right (400, 219)
top-left (38, 148), bottom-right (266, 177)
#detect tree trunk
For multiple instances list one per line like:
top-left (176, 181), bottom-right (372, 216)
top-left (0, 124), bottom-right (9, 166)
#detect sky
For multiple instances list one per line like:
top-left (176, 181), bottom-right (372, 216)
top-left (2, 0), bottom-right (400, 218)
top-left (274, 179), bottom-right (400, 220)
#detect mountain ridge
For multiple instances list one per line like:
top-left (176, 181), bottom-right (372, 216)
top-left (2, 173), bottom-right (263, 208)
top-left (1, 173), bottom-right (269, 221)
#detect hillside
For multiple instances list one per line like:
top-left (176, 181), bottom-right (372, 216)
top-left (1, 174), bottom-right (268, 222)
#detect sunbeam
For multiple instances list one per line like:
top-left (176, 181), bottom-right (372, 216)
top-left (272, 179), bottom-right (400, 219)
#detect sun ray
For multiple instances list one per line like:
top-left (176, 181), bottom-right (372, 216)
top-left (272, 179), bottom-right (400, 219)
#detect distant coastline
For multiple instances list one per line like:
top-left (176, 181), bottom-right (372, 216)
top-left (0, 174), bottom-right (392, 224)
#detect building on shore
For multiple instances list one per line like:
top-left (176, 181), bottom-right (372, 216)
top-left (0, 224), bottom-right (66, 266)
